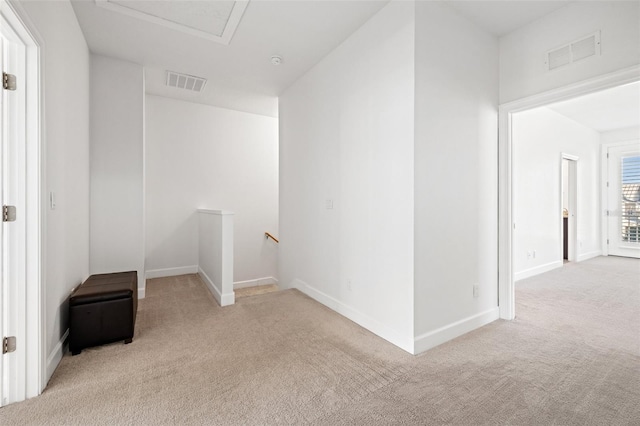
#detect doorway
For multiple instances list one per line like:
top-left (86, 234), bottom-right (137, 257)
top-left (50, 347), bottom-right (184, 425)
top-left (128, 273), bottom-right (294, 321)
top-left (605, 142), bottom-right (640, 258)
top-left (498, 66), bottom-right (640, 320)
top-left (561, 155), bottom-right (578, 263)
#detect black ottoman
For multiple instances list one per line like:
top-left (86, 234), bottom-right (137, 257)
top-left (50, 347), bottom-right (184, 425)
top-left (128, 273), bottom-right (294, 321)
top-left (69, 271), bottom-right (138, 355)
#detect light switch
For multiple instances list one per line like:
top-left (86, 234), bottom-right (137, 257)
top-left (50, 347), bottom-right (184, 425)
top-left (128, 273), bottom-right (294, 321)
top-left (325, 199), bottom-right (333, 209)
top-left (50, 192), bottom-right (56, 210)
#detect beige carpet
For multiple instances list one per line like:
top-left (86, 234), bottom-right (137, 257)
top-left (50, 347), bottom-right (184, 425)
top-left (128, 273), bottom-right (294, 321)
top-left (1, 256), bottom-right (638, 425)
top-left (235, 284), bottom-right (280, 299)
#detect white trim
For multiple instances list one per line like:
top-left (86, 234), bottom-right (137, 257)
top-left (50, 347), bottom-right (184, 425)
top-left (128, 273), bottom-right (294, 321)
top-left (197, 209), bottom-right (234, 216)
top-left (500, 65), bottom-right (640, 113)
top-left (198, 267), bottom-right (234, 307)
top-left (291, 279), bottom-right (414, 354)
top-left (499, 65), bottom-right (640, 321)
top-left (1, 0), bottom-right (44, 403)
top-left (562, 153), bottom-right (580, 162)
top-left (144, 265), bottom-right (198, 279)
top-left (94, 0), bottom-right (249, 45)
top-left (601, 143), bottom-right (608, 256)
top-left (141, 74), bottom-right (146, 304)
top-left (234, 276), bottom-right (278, 290)
top-left (414, 308), bottom-right (499, 355)
top-left (560, 154), bottom-right (578, 263)
top-left (514, 260), bottom-right (563, 282)
top-left (45, 329), bottom-right (67, 383)
top-left (601, 139), bottom-right (640, 257)
top-left (577, 251), bottom-right (602, 262)
top-left (498, 104), bottom-right (515, 320)
top-left (601, 139), bottom-right (640, 148)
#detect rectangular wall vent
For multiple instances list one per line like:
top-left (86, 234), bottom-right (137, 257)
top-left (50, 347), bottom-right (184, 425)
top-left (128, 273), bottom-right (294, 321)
top-left (166, 71), bottom-right (207, 92)
top-left (548, 45), bottom-right (571, 70)
top-left (546, 31), bottom-right (600, 71)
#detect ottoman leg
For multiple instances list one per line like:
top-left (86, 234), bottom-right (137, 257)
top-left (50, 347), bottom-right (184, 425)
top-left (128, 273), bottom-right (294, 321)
top-left (71, 349), bottom-right (81, 356)
top-left (124, 338), bottom-right (132, 344)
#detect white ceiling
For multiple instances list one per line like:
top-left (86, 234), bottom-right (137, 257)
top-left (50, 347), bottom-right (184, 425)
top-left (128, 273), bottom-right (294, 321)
top-left (446, 1), bottom-right (571, 36)
top-left (71, 0), bottom-right (390, 116)
top-left (107, 1), bottom-right (236, 36)
top-left (547, 82), bottom-right (640, 133)
top-left (71, 0), bottom-right (576, 117)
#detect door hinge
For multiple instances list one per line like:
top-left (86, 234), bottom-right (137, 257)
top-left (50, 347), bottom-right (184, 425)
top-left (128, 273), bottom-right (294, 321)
top-left (606, 182), bottom-right (609, 187)
top-left (606, 210), bottom-right (610, 216)
top-left (606, 153), bottom-right (609, 159)
top-left (607, 239), bottom-right (609, 245)
top-left (3, 72), bottom-right (16, 91)
top-left (3, 205), bottom-right (16, 222)
top-left (3, 336), bottom-right (16, 354)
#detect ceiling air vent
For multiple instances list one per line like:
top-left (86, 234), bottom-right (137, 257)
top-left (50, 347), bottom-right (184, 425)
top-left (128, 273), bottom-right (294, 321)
top-left (166, 71), bottom-right (207, 92)
top-left (546, 31), bottom-right (600, 71)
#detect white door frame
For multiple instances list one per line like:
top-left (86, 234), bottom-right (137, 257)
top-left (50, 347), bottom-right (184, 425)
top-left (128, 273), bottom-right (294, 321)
top-left (602, 140), bottom-right (640, 257)
top-left (561, 154), bottom-right (579, 263)
top-left (601, 139), bottom-right (640, 256)
top-left (498, 65), bottom-right (640, 320)
top-left (0, 0), bottom-right (43, 404)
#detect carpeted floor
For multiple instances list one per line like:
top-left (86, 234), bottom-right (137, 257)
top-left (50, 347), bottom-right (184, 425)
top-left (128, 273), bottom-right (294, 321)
top-left (234, 284), bottom-right (280, 299)
top-left (1, 256), bottom-right (638, 425)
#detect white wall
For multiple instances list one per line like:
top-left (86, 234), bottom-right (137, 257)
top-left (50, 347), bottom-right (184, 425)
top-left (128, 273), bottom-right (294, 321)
top-left (19, 0), bottom-right (90, 371)
top-left (90, 55), bottom-right (145, 290)
top-left (600, 126), bottom-right (640, 145)
top-left (197, 210), bottom-right (234, 306)
top-left (500, 1), bottom-right (640, 103)
top-left (413, 1), bottom-right (499, 350)
top-left (145, 95), bottom-right (278, 283)
top-left (513, 107), bottom-right (601, 279)
top-left (279, 1), bottom-right (415, 352)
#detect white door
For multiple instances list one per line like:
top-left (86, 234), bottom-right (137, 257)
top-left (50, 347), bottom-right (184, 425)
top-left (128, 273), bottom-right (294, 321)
top-left (607, 143), bottom-right (640, 258)
top-left (1, 11), bottom-right (27, 405)
top-left (0, 25), bottom-right (4, 408)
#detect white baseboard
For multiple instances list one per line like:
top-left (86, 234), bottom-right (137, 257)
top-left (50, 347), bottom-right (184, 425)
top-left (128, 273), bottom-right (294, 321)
top-left (514, 260), bottom-right (563, 281)
top-left (145, 265), bottom-right (198, 279)
top-left (138, 287), bottom-right (146, 299)
top-left (46, 329), bottom-right (69, 383)
top-left (198, 267), bottom-right (235, 307)
top-left (234, 276), bottom-right (279, 290)
top-left (413, 308), bottom-right (499, 355)
top-left (292, 279), bottom-right (414, 354)
top-left (577, 250), bottom-right (602, 262)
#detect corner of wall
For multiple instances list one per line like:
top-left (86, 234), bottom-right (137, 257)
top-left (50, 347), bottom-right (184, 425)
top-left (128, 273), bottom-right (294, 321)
top-left (46, 329), bottom-right (69, 383)
top-left (413, 308), bottom-right (499, 354)
top-left (293, 279), bottom-right (415, 354)
top-left (197, 266), bottom-right (235, 307)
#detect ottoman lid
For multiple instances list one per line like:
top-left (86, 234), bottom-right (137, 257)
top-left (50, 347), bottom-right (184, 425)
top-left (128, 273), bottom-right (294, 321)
top-left (70, 272), bottom-right (136, 305)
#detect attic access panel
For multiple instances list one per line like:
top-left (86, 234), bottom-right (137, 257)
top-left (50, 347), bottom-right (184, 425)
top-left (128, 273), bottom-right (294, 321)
top-left (95, 0), bottom-right (249, 44)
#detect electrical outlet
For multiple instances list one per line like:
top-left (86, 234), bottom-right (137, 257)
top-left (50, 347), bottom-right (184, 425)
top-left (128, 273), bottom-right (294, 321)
top-left (347, 280), bottom-right (352, 291)
top-left (533, 250), bottom-right (536, 259)
top-left (325, 199), bottom-right (334, 209)
top-left (527, 251), bottom-right (532, 259)
top-left (473, 284), bottom-right (479, 298)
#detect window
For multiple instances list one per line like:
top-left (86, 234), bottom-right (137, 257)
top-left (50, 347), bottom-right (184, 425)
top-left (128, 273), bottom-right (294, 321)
top-left (621, 156), bottom-right (640, 243)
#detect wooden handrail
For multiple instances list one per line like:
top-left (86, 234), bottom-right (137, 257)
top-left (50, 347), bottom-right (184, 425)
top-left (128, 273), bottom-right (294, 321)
top-left (265, 232), bottom-right (279, 243)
